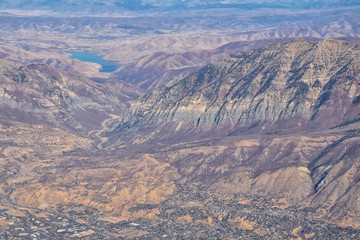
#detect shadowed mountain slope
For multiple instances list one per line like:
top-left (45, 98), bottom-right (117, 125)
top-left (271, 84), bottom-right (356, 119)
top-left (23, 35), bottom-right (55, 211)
top-left (111, 39), bottom-right (360, 138)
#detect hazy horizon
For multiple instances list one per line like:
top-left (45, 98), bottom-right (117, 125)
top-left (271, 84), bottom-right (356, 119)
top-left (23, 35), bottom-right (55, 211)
top-left (1, 0), bottom-right (360, 15)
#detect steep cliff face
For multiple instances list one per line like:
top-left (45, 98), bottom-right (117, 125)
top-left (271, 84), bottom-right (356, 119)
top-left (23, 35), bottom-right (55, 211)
top-left (113, 39), bottom-right (360, 138)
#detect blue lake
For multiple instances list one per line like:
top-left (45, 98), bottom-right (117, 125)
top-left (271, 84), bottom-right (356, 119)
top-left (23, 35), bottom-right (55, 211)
top-left (69, 51), bottom-right (120, 73)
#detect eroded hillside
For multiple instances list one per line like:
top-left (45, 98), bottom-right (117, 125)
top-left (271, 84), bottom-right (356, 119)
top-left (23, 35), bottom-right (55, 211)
top-left (0, 40), bottom-right (359, 239)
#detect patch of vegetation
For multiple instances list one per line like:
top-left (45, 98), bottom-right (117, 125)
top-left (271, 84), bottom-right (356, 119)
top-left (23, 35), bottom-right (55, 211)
top-left (129, 204), bottom-right (159, 212)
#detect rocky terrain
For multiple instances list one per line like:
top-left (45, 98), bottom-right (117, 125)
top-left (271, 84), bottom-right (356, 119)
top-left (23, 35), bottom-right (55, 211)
top-left (0, 58), bottom-right (139, 131)
top-left (0, 39), bottom-right (359, 239)
top-left (107, 39), bottom-right (360, 229)
top-left (0, 1), bottom-right (360, 237)
top-left (114, 39), bottom-right (360, 134)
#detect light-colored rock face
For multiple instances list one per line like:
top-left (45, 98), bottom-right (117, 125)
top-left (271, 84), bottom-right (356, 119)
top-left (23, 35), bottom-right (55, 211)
top-left (117, 39), bottom-right (359, 134)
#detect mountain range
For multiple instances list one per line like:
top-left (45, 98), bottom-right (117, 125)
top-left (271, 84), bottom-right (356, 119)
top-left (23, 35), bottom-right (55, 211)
top-left (0, 38), bottom-right (360, 238)
top-left (112, 39), bottom-right (360, 136)
top-left (0, 0), bottom-right (359, 236)
top-left (105, 39), bottom-right (360, 229)
top-left (1, 0), bottom-right (360, 13)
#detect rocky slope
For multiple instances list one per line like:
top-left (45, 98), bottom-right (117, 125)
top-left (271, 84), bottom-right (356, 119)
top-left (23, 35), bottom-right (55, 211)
top-left (0, 39), bottom-right (359, 238)
top-left (113, 39), bottom-right (360, 136)
top-left (0, 58), bottom-right (138, 132)
top-left (105, 39), bottom-right (360, 228)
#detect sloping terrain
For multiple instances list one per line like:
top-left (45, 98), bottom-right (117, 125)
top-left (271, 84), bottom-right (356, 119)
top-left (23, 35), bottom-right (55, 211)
top-left (0, 39), bottom-right (359, 239)
top-left (113, 39), bottom-right (360, 134)
top-left (0, 58), bottom-right (135, 131)
top-left (107, 39), bottom-right (360, 229)
top-left (113, 38), bottom-right (291, 90)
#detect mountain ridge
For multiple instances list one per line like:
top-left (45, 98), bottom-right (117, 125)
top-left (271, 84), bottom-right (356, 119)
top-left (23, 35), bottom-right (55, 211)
top-left (1, 0), bottom-right (360, 13)
top-left (110, 39), bottom-right (360, 140)
top-left (0, 58), bottom-right (136, 132)
top-left (101, 39), bottom-right (360, 228)
top-left (1, 39), bottom-right (360, 237)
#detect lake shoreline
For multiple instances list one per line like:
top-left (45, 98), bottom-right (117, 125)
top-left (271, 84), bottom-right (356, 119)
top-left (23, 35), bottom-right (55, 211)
top-left (69, 51), bottom-right (121, 73)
